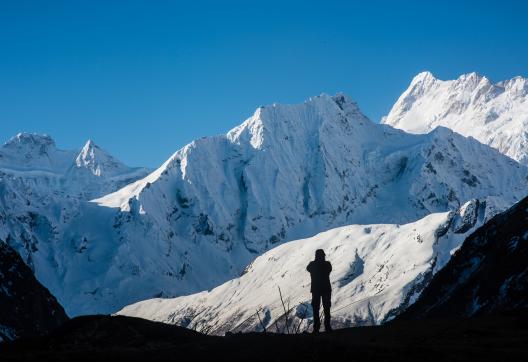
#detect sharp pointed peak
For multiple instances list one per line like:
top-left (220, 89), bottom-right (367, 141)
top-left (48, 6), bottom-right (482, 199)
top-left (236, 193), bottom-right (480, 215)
top-left (456, 71), bottom-right (487, 83)
top-left (331, 92), bottom-right (356, 105)
top-left (500, 76), bottom-right (528, 93)
top-left (77, 139), bottom-right (115, 162)
top-left (81, 139), bottom-right (100, 151)
top-left (410, 71), bottom-right (437, 84)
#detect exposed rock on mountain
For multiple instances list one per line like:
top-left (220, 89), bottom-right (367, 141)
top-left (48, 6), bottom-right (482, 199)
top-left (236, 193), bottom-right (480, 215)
top-left (399, 195), bottom-right (528, 319)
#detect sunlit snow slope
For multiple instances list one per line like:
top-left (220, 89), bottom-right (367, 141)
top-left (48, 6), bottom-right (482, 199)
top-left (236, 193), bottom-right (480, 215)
top-left (117, 201), bottom-right (485, 333)
top-left (83, 94), bottom-right (528, 316)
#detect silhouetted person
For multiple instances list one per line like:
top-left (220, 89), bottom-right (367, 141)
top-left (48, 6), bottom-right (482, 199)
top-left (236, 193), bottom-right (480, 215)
top-left (306, 249), bottom-right (332, 333)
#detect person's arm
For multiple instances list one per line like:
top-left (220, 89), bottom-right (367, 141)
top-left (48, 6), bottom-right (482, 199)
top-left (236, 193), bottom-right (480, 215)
top-left (307, 262), bottom-right (312, 272)
top-left (327, 261), bottom-right (332, 273)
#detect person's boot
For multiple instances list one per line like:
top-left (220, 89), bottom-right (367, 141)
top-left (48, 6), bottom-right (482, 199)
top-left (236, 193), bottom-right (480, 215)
top-left (324, 315), bottom-right (332, 332)
top-left (312, 321), bottom-right (320, 334)
top-left (324, 322), bottom-right (333, 333)
top-left (313, 311), bottom-right (321, 334)
top-left (324, 309), bottom-right (332, 332)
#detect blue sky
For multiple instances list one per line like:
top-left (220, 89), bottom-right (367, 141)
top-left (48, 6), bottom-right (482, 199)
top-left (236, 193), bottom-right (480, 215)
top-left (1, 0), bottom-right (527, 167)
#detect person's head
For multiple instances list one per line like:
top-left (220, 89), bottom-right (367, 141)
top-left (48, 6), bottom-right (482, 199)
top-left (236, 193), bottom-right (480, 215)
top-left (315, 249), bottom-right (325, 261)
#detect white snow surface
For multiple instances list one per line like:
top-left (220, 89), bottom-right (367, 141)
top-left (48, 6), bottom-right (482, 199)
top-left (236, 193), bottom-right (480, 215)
top-left (116, 207), bottom-right (476, 333)
top-left (383, 72), bottom-right (528, 165)
top-left (2, 93), bottom-right (528, 317)
top-left (87, 94), bottom-right (528, 316)
top-left (0, 133), bottom-right (150, 199)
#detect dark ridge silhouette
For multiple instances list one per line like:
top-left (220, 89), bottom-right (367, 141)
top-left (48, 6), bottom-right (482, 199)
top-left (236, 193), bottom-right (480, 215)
top-left (0, 242), bottom-right (68, 341)
top-left (1, 313), bottom-right (527, 361)
top-left (399, 195), bottom-right (528, 320)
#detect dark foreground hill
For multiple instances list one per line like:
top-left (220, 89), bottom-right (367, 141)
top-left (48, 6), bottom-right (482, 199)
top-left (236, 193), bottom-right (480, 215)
top-left (2, 313), bottom-right (527, 362)
top-left (400, 195), bottom-right (528, 319)
top-left (0, 242), bottom-right (68, 341)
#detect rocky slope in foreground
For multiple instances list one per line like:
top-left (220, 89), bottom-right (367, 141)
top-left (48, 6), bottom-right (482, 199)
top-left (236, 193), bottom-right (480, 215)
top-left (0, 242), bottom-right (68, 342)
top-left (2, 313), bottom-right (527, 361)
top-left (400, 195), bottom-right (528, 319)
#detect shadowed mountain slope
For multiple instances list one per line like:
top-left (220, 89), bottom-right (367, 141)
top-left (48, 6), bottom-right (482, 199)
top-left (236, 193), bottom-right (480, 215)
top-left (0, 242), bottom-right (68, 342)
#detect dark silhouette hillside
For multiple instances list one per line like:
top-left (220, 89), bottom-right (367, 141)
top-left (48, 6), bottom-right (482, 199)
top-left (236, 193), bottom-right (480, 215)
top-left (399, 195), bottom-right (528, 319)
top-left (1, 312), bottom-right (527, 361)
top-left (0, 242), bottom-right (68, 341)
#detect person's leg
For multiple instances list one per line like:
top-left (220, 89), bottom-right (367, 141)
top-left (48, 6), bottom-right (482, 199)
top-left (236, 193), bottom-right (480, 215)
top-left (322, 292), bottom-right (332, 331)
top-left (311, 293), bottom-right (321, 333)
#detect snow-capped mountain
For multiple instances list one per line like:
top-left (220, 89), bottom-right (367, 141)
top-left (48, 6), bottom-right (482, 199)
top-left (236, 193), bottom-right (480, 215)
top-left (37, 93), bottom-right (526, 317)
top-left (383, 72), bottom-right (528, 165)
top-left (75, 139), bottom-right (138, 178)
top-left (0, 133), bottom-right (75, 172)
top-left (2, 94), bottom-right (528, 318)
top-left (0, 133), bottom-right (150, 199)
top-left (400, 195), bottom-right (528, 319)
top-left (0, 133), bottom-right (150, 274)
top-left (116, 200), bottom-right (486, 333)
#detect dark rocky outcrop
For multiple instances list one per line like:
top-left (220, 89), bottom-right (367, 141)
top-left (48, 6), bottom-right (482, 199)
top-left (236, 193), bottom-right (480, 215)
top-left (0, 242), bottom-right (68, 341)
top-left (400, 196), bottom-right (528, 319)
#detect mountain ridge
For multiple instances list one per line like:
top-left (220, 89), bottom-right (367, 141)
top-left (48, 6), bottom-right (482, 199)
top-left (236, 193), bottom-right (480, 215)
top-left (2, 89), bottom-right (527, 318)
top-left (383, 71), bottom-right (528, 164)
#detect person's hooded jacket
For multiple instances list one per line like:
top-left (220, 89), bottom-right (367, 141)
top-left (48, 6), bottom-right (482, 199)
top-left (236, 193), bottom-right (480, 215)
top-left (306, 250), bottom-right (332, 294)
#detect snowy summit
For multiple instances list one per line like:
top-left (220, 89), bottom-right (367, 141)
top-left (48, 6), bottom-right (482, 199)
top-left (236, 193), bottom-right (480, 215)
top-left (383, 71), bottom-right (528, 165)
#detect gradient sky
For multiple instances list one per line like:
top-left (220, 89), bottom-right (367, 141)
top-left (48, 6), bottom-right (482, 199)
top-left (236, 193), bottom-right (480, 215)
top-left (1, 0), bottom-right (527, 167)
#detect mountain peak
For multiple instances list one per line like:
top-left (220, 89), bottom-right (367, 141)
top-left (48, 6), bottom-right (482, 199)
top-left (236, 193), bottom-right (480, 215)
top-left (331, 92), bottom-right (359, 110)
top-left (502, 76), bottom-right (528, 96)
top-left (402, 71), bottom-right (439, 99)
top-left (411, 71), bottom-right (437, 85)
top-left (457, 71), bottom-right (483, 80)
top-left (83, 139), bottom-right (97, 150)
top-left (75, 139), bottom-right (128, 177)
top-left (5, 132), bottom-right (56, 148)
top-left (226, 93), bottom-right (367, 150)
top-left (383, 72), bottom-right (528, 165)
top-left (0, 133), bottom-right (70, 171)
top-left (453, 72), bottom-right (489, 89)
